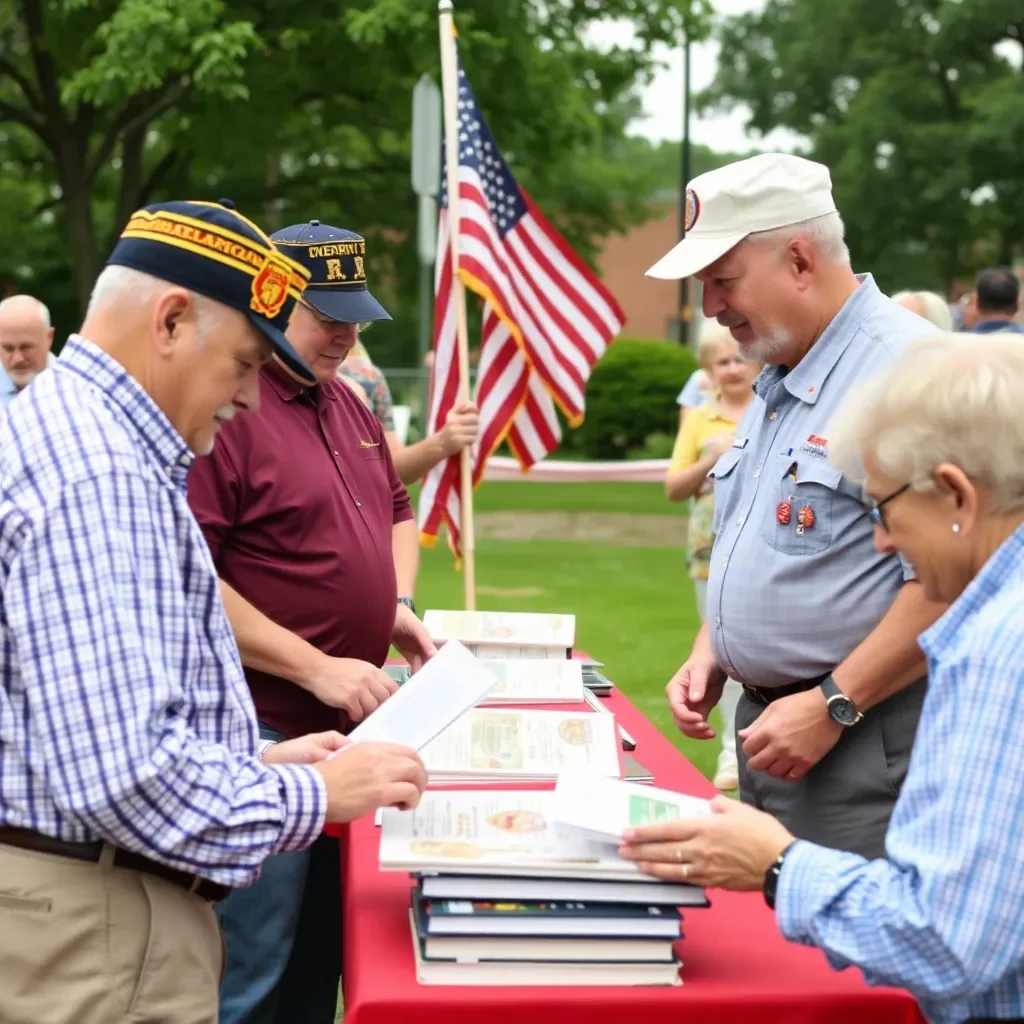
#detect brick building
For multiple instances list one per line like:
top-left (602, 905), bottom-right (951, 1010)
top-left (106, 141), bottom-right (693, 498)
top-left (597, 195), bottom-right (701, 342)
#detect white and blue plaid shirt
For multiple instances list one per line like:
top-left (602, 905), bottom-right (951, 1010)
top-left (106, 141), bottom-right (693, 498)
top-left (0, 335), bottom-right (326, 887)
top-left (777, 523), bottom-right (1024, 1024)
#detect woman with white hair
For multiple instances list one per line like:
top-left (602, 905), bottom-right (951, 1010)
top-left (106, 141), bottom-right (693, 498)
top-left (621, 332), bottom-right (1024, 1024)
top-left (892, 289), bottom-right (954, 331)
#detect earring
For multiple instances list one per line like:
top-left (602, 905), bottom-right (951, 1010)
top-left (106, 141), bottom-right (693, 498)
top-left (952, 524), bottom-right (961, 534)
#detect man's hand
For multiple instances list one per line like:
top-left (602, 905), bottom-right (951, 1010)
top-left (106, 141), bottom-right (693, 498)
top-left (740, 687), bottom-right (842, 781)
top-left (391, 603), bottom-right (437, 673)
top-left (666, 655), bottom-right (727, 740)
top-left (263, 731), bottom-right (348, 765)
top-left (307, 657), bottom-right (398, 722)
top-left (314, 742), bottom-right (428, 822)
top-left (439, 400), bottom-right (479, 456)
top-left (618, 796), bottom-right (795, 890)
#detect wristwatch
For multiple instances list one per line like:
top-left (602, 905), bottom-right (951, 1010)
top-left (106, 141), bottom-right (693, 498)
top-left (762, 841), bottom-right (797, 910)
top-left (397, 595), bottom-right (416, 615)
top-left (820, 674), bottom-right (863, 727)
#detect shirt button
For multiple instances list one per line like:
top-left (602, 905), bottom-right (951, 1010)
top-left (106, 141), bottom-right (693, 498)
top-left (753, 470), bottom-right (760, 479)
top-left (355, 501), bottom-right (362, 508)
top-left (165, 464), bottom-right (173, 475)
top-left (715, 616), bottom-right (721, 625)
top-left (768, 411), bottom-right (777, 421)
top-left (721, 557), bottom-right (728, 567)
top-left (737, 515), bottom-right (745, 525)
top-left (332, 450), bottom-right (339, 456)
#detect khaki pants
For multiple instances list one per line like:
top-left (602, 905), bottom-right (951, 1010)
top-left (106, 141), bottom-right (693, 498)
top-left (0, 842), bottom-right (223, 1023)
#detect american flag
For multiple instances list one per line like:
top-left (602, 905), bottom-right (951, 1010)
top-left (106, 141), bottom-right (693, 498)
top-left (418, 60), bottom-right (625, 557)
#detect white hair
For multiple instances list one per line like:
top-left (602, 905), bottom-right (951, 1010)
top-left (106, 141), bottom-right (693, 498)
top-left (696, 319), bottom-right (736, 370)
top-left (747, 211), bottom-right (851, 265)
top-left (828, 332), bottom-right (1024, 514)
top-left (0, 294), bottom-right (51, 329)
top-left (891, 290), bottom-right (954, 331)
top-left (86, 265), bottom-right (231, 345)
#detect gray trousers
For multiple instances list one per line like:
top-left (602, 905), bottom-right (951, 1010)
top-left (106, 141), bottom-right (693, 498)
top-left (736, 676), bottom-right (927, 859)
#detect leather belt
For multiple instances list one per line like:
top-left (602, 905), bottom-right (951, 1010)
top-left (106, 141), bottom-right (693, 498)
top-left (742, 672), bottom-right (830, 707)
top-left (0, 826), bottom-right (230, 903)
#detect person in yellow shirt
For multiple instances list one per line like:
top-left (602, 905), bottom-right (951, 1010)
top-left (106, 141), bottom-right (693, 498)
top-left (666, 324), bottom-right (760, 791)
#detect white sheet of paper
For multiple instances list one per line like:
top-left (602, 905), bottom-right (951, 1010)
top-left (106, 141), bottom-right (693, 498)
top-left (552, 771), bottom-right (712, 846)
top-left (326, 640), bottom-right (498, 759)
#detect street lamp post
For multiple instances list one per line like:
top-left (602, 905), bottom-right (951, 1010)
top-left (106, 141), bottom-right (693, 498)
top-left (677, 35), bottom-right (693, 347)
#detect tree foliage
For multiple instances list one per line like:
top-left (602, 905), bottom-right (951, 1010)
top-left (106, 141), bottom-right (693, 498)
top-left (700, 0), bottom-right (1024, 293)
top-left (0, 0), bottom-right (713, 358)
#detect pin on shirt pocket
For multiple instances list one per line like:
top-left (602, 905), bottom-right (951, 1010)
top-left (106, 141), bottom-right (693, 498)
top-left (763, 457), bottom-right (841, 555)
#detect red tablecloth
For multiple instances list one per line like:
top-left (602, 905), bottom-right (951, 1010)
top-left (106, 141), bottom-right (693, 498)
top-left (340, 687), bottom-right (924, 1024)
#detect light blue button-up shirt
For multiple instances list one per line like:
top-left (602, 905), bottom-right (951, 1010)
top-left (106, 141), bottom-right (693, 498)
top-left (705, 275), bottom-right (934, 687)
top-left (777, 524), bottom-right (1024, 1024)
top-left (0, 335), bottom-right (326, 886)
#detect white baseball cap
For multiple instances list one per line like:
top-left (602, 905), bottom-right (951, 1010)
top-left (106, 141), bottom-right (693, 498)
top-left (646, 153), bottom-right (837, 280)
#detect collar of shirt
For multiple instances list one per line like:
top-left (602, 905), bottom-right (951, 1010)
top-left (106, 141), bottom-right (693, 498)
top-left (58, 333), bottom-right (194, 486)
top-left (919, 521), bottom-right (1024, 660)
top-left (263, 357), bottom-right (337, 405)
top-left (697, 397), bottom-right (737, 425)
top-left (755, 274), bottom-right (881, 406)
top-left (972, 318), bottom-right (1024, 334)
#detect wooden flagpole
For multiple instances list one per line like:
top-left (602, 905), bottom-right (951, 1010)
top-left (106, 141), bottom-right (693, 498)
top-left (437, 0), bottom-right (476, 611)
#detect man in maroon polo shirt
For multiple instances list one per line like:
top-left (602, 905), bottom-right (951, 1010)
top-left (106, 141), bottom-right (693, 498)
top-left (187, 221), bottom-right (436, 1024)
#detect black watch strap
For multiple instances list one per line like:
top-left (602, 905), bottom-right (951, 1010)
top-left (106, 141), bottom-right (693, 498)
top-left (397, 595), bottom-right (416, 615)
top-left (763, 841), bottom-right (798, 910)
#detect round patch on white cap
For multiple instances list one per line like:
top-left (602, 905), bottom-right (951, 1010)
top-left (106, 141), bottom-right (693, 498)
top-left (685, 189), bottom-right (700, 232)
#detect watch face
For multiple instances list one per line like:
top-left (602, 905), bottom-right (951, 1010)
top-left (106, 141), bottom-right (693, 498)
top-left (829, 697), bottom-right (859, 726)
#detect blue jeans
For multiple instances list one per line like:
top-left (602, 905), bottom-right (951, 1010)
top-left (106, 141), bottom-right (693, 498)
top-left (216, 725), bottom-right (342, 1024)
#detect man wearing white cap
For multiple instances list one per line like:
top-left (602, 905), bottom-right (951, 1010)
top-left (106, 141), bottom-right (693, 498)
top-left (650, 153), bottom-right (946, 857)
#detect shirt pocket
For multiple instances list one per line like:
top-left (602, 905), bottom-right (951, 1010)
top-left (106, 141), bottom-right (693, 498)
top-left (761, 456), bottom-right (842, 556)
top-left (709, 447), bottom-right (745, 535)
top-left (357, 443), bottom-right (385, 462)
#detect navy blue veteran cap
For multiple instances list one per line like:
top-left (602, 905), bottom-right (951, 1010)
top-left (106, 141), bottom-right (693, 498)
top-left (270, 222), bottom-right (392, 324)
top-left (107, 200), bottom-right (317, 385)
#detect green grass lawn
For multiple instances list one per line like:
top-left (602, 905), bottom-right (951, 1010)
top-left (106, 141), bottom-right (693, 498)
top-left (413, 481), bottom-right (722, 781)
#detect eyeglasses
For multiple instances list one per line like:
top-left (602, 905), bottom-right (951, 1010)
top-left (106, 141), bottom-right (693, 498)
top-left (299, 299), bottom-right (371, 335)
top-left (866, 483), bottom-right (911, 530)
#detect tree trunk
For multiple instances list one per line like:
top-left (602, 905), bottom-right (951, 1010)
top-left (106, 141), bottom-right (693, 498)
top-left (59, 153), bottom-right (100, 316)
top-left (114, 124), bottom-right (147, 242)
top-left (264, 151), bottom-right (281, 232)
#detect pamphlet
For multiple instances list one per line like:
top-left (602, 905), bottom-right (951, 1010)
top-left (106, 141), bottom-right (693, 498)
top-left (553, 772), bottom-right (712, 846)
top-left (326, 640), bottom-right (497, 759)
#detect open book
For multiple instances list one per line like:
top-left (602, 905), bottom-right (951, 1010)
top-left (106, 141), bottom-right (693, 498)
top-left (477, 659), bottom-right (586, 705)
top-left (420, 708), bottom-right (621, 783)
top-left (380, 790), bottom-right (699, 890)
top-left (424, 610), bottom-right (575, 658)
top-left (553, 773), bottom-right (712, 846)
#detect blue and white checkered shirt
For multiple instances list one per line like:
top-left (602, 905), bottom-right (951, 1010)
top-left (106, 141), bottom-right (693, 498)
top-left (777, 524), bottom-right (1024, 1024)
top-left (0, 335), bottom-right (326, 887)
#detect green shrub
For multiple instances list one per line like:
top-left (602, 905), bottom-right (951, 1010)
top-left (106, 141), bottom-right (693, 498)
top-left (576, 338), bottom-right (698, 459)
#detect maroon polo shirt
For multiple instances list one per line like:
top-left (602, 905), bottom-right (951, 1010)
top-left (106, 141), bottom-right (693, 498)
top-left (187, 359), bottom-right (413, 739)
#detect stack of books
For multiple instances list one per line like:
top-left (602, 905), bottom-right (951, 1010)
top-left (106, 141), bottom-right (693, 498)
top-left (420, 707), bottom-right (622, 785)
top-left (380, 788), bottom-right (710, 986)
top-left (580, 661), bottom-right (614, 696)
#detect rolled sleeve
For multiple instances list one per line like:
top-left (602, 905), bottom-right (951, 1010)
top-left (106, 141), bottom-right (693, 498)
top-left (267, 763), bottom-right (328, 854)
